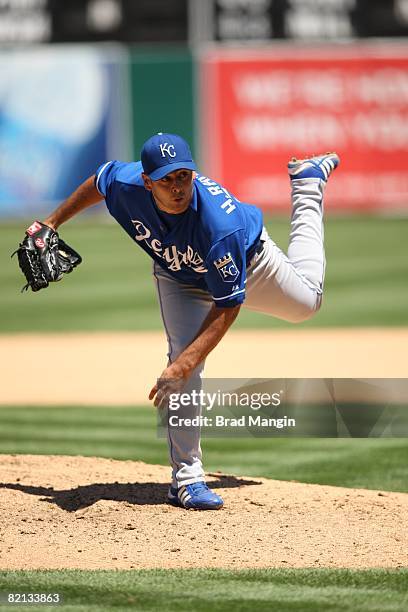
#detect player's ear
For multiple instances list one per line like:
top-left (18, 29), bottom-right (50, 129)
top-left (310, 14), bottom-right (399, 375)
top-left (142, 173), bottom-right (153, 191)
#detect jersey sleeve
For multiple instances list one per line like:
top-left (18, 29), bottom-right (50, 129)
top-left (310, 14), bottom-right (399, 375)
top-left (94, 160), bottom-right (120, 197)
top-left (205, 230), bottom-right (247, 308)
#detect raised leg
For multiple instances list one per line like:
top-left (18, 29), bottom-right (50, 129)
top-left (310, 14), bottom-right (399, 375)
top-left (244, 153), bottom-right (339, 322)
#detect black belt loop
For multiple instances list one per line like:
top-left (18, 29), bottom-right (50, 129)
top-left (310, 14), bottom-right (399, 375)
top-left (255, 240), bottom-right (264, 255)
top-left (246, 237), bottom-right (264, 268)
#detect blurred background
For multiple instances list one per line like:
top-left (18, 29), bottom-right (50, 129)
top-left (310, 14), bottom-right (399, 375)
top-left (1, 0), bottom-right (407, 331)
top-left (0, 0), bottom-right (407, 215)
top-left (0, 1), bottom-right (407, 489)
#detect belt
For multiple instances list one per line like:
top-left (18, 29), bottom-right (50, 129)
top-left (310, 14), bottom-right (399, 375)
top-left (254, 240), bottom-right (264, 255)
top-left (246, 238), bottom-right (264, 268)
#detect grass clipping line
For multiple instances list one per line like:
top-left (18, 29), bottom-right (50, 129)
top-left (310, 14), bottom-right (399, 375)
top-left (0, 454), bottom-right (407, 570)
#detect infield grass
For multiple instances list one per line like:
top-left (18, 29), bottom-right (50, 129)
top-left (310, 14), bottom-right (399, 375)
top-left (1, 405), bottom-right (407, 493)
top-left (2, 215), bottom-right (408, 332)
top-left (0, 569), bottom-right (407, 611)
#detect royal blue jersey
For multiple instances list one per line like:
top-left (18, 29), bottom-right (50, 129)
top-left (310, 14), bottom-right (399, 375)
top-left (95, 160), bottom-right (263, 307)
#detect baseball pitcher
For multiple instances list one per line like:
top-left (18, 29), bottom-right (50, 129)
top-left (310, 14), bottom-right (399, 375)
top-left (14, 132), bottom-right (339, 510)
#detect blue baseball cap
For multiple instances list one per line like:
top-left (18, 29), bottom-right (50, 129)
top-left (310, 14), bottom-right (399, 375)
top-left (141, 132), bottom-right (196, 180)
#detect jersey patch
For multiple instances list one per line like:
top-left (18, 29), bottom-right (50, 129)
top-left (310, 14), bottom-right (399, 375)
top-left (214, 253), bottom-right (240, 283)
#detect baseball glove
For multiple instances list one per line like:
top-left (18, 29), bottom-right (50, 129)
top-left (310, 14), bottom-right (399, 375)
top-left (12, 221), bottom-right (82, 292)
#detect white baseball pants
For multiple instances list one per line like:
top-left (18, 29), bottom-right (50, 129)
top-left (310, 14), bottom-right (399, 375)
top-left (153, 178), bottom-right (326, 487)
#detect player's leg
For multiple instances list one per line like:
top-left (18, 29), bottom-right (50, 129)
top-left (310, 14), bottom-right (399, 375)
top-left (244, 153), bottom-right (339, 322)
top-left (286, 154), bottom-right (340, 289)
top-left (153, 262), bottom-right (212, 488)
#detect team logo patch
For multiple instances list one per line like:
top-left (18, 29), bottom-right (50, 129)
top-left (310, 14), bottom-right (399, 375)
top-left (35, 238), bottom-right (45, 248)
top-left (159, 143), bottom-right (176, 158)
top-left (26, 221), bottom-right (42, 236)
top-left (214, 253), bottom-right (240, 283)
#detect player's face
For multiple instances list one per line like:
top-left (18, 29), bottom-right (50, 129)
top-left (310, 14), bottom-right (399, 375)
top-left (143, 169), bottom-right (194, 214)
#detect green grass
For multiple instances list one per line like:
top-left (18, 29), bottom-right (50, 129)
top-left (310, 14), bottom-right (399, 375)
top-left (1, 404), bottom-right (407, 610)
top-left (1, 406), bottom-right (407, 493)
top-left (2, 215), bottom-right (408, 332)
top-left (0, 569), bottom-right (406, 611)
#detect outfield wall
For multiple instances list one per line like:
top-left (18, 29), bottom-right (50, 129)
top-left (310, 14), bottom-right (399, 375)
top-left (0, 45), bottom-right (131, 217)
top-left (0, 42), bottom-right (406, 216)
top-left (199, 43), bottom-right (408, 211)
top-left (0, 45), bottom-right (194, 217)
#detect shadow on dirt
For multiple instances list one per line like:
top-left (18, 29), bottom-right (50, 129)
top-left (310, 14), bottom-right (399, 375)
top-left (0, 475), bottom-right (261, 511)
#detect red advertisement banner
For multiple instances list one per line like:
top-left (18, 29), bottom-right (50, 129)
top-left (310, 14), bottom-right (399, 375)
top-left (200, 45), bottom-right (408, 211)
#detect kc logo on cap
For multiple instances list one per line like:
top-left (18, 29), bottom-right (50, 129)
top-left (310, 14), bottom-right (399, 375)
top-left (159, 143), bottom-right (176, 158)
top-left (141, 132), bottom-right (196, 181)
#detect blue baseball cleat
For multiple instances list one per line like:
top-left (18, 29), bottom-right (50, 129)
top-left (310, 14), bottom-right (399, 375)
top-left (288, 152), bottom-right (340, 182)
top-left (168, 482), bottom-right (224, 510)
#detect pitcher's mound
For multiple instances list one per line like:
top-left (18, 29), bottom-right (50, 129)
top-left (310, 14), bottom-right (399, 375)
top-left (0, 454), bottom-right (406, 570)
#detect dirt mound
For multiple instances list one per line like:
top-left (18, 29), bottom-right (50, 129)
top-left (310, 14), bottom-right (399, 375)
top-left (0, 455), bottom-right (406, 570)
